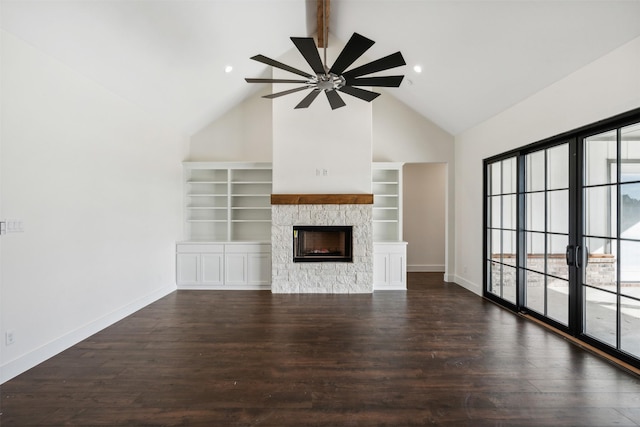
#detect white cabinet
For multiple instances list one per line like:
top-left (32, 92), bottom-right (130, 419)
top-left (373, 242), bottom-right (407, 290)
top-left (372, 163), bottom-right (404, 242)
top-left (176, 244), bottom-right (224, 286)
top-left (176, 243), bottom-right (270, 289)
top-left (183, 162), bottom-right (272, 242)
top-left (224, 244), bottom-right (272, 286)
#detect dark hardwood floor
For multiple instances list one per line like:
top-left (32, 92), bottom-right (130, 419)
top-left (2, 273), bottom-right (640, 426)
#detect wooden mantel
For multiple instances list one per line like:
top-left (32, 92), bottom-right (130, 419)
top-left (271, 194), bottom-right (373, 205)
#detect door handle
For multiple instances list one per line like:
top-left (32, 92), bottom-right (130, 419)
top-left (576, 246), bottom-right (589, 269)
top-left (565, 245), bottom-right (575, 266)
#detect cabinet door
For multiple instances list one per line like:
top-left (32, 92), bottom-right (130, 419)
top-left (177, 253), bottom-right (199, 284)
top-left (201, 253), bottom-right (224, 285)
top-left (247, 253), bottom-right (271, 284)
top-left (373, 253), bottom-right (389, 285)
top-left (388, 253), bottom-right (406, 287)
top-left (225, 253), bottom-right (247, 285)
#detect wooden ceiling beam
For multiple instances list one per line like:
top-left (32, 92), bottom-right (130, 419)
top-left (317, 0), bottom-right (330, 48)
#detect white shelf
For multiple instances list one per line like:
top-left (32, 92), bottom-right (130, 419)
top-left (372, 162), bottom-right (404, 242)
top-left (183, 162), bottom-right (272, 242)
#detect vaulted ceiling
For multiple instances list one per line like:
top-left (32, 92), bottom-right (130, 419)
top-left (2, 0), bottom-right (640, 136)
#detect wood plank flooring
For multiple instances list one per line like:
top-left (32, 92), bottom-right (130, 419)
top-left (2, 273), bottom-right (640, 426)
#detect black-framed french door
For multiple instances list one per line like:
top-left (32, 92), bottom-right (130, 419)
top-left (484, 108), bottom-right (640, 368)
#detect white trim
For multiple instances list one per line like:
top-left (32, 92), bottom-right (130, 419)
top-left (407, 264), bottom-right (445, 272)
top-left (177, 284), bottom-right (270, 291)
top-left (0, 285), bottom-right (176, 384)
top-left (452, 275), bottom-right (482, 296)
top-left (374, 286), bottom-right (407, 291)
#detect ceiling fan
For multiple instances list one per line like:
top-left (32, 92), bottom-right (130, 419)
top-left (244, 31), bottom-right (406, 110)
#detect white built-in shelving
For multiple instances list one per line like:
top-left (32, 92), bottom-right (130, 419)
top-left (183, 162), bottom-right (272, 242)
top-left (179, 161), bottom-right (406, 290)
top-left (372, 162), bottom-right (404, 242)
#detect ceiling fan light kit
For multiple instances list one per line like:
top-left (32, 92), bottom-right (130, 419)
top-left (245, 32), bottom-right (406, 110)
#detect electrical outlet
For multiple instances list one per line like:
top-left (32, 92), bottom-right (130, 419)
top-left (5, 331), bottom-right (15, 346)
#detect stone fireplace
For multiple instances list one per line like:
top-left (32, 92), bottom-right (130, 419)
top-left (271, 194), bottom-right (373, 294)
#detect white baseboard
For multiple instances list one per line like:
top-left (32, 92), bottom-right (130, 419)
top-left (452, 275), bottom-right (482, 296)
top-left (407, 264), bottom-right (445, 272)
top-left (374, 284), bottom-right (407, 291)
top-left (177, 284), bottom-right (271, 291)
top-left (0, 284), bottom-right (176, 384)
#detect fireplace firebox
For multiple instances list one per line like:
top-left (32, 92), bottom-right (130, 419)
top-left (293, 226), bottom-right (353, 262)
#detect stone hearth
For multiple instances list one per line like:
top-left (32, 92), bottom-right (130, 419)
top-left (271, 195), bottom-right (373, 294)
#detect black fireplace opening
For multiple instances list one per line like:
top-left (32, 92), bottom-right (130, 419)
top-left (293, 226), bottom-right (353, 262)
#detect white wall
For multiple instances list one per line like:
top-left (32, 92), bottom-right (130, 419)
top-left (372, 93), bottom-right (453, 164)
top-left (455, 36), bottom-right (640, 295)
top-left (271, 42), bottom-right (373, 194)
top-left (0, 31), bottom-right (185, 383)
top-left (189, 86), bottom-right (273, 162)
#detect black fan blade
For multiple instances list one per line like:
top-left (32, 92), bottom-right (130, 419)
top-left (328, 32), bottom-right (375, 76)
top-left (338, 86), bottom-right (381, 102)
top-left (295, 89), bottom-right (321, 109)
top-left (346, 75), bottom-right (404, 88)
top-left (291, 37), bottom-right (325, 75)
top-left (343, 52), bottom-right (406, 79)
top-left (325, 90), bottom-right (346, 110)
top-left (245, 78), bottom-right (309, 84)
top-left (250, 54), bottom-right (313, 78)
top-left (263, 86), bottom-right (310, 99)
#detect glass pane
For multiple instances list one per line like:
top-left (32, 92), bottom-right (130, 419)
top-left (620, 295), bottom-right (640, 358)
top-left (620, 240), bottom-right (640, 289)
top-left (491, 229), bottom-right (501, 263)
top-left (584, 185), bottom-right (616, 238)
top-left (547, 144), bottom-right (569, 190)
top-left (585, 130), bottom-right (617, 186)
top-left (525, 270), bottom-right (545, 314)
top-left (503, 195), bottom-right (517, 230)
top-left (621, 123), bottom-right (640, 173)
top-left (491, 196), bottom-right (501, 228)
top-left (584, 287), bottom-right (617, 347)
top-left (503, 230), bottom-right (517, 266)
top-left (526, 150), bottom-right (545, 192)
top-left (491, 162), bottom-right (501, 195)
top-left (526, 192), bottom-right (545, 231)
top-left (548, 234), bottom-right (568, 280)
top-left (621, 182), bottom-right (640, 239)
top-left (548, 278), bottom-right (569, 326)
top-left (502, 265), bottom-right (517, 304)
top-left (584, 237), bottom-right (617, 292)
top-left (525, 232), bottom-right (545, 273)
top-left (502, 157), bottom-right (517, 194)
top-left (620, 162), bottom-right (640, 183)
top-left (490, 261), bottom-right (502, 297)
top-left (547, 189), bottom-right (568, 234)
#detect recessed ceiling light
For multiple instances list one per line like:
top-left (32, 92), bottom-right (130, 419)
top-left (224, 65), bottom-right (233, 73)
top-left (413, 65), bottom-right (422, 74)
